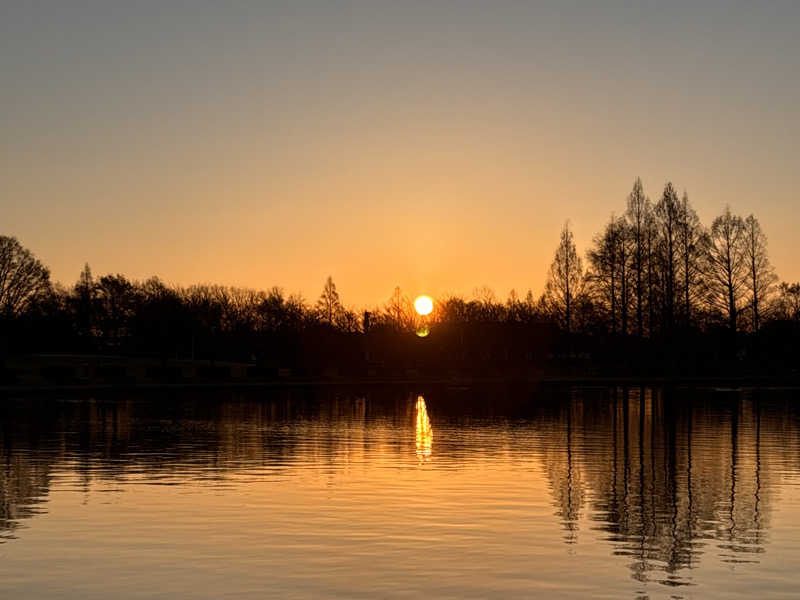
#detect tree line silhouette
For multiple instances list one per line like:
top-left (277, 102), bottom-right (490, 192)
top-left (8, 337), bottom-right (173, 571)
top-left (543, 178), bottom-right (795, 336)
top-left (1, 178), bottom-right (799, 379)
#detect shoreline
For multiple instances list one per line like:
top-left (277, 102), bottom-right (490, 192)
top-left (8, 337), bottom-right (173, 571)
top-left (3, 374), bottom-right (799, 394)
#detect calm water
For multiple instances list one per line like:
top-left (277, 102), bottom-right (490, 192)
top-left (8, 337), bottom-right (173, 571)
top-left (2, 385), bottom-right (800, 599)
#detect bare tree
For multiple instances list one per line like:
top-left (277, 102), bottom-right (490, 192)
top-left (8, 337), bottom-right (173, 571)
top-left (74, 262), bottom-right (96, 336)
top-left (384, 286), bottom-right (413, 330)
top-left (616, 219), bottom-right (632, 335)
top-left (625, 178), bottom-right (651, 336)
top-left (775, 282), bottom-right (800, 321)
top-left (506, 289), bottom-right (522, 322)
top-left (316, 275), bottom-right (342, 325)
top-left (525, 289), bottom-right (536, 308)
top-left (473, 285), bottom-right (501, 320)
top-left (677, 192), bottom-right (708, 327)
top-left (76, 262), bottom-right (93, 295)
top-left (742, 214), bottom-right (776, 332)
top-left (588, 216), bottom-right (633, 334)
top-left (544, 222), bottom-right (584, 333)
top-left (706, 207), bottom-right (747, 333)
top-left (96, 274), bottom-right (138, 342)
top-left (473, 284), bottom-right (496, 305)
top-left (284, 292), bottom-right (308, 329)
top-left (335, 307), bottom-right (361, 333)
top-left (654, 182), bottom-right (681, 331)
top-left (643, 208), bottom-right (659, 336)
top-left (0, 236), bottom-right (51, 317)
top-left (587, 216), bottom-right (620, 333)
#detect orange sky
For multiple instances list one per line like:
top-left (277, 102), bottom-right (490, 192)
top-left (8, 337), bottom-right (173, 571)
top-left (3, 3), bottom-right (799, 307)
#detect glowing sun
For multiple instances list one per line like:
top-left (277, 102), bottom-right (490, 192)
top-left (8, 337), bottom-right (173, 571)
top-left (414, 295), bottom-right (433, 316)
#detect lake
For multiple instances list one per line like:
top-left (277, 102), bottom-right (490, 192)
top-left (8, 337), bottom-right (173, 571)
top-left (2, 385), bottom-right (800, 599)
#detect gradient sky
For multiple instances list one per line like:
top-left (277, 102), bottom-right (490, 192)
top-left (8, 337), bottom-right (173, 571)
top-left (2, 1), bottom-right (799, 307)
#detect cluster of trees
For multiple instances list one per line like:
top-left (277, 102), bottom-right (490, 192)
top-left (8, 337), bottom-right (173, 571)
top-left (0, 235), bottom-right (548, 349)
top-left (1, 176), bottom-right (799, 370)
top-left (0, 248), bottom-right (362, 360)
top-left (542, 178), bottom-right (799, 337)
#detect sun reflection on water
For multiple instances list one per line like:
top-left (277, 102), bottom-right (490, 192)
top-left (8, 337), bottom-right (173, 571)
top-left (415, 395), bottom-right (433, 461)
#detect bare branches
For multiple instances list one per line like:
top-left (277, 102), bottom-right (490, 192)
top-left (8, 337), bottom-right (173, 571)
top-left (742, 214), bottom-right (777, 331)
top-left (544, 222), bottom-right (584, 333)
top-left (0, 236), bottom-right (51, 317)
top-left (316, 276), bottom-right (342, 326)
top-left (706, 207), bottom-right (747, 332)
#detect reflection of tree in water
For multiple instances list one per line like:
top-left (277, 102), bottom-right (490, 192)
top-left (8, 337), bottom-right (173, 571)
top-left (540, 390), bottom-right (585, 545)
top-left (0, 454), bottom-right (50, 542)
top-left (0, 401), bottom-right (65, 542)
top-left (1, 385), bottom-right (799, 593)
top-left (0, 389), bottom-right (378, 542)
top-left (541, 386), bottom-right (794, 588)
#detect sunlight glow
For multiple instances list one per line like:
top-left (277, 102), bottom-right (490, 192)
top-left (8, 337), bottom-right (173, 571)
top-left (414, 295), bottom-right (433, 316)
top-left (415, 395), bottom-right (433, 461)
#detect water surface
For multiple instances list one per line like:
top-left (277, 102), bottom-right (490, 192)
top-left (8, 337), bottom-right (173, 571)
top-left (2, 385), bottom-right (800, 599)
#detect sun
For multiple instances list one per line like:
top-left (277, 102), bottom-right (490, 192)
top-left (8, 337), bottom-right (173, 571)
top-left (414, 295), bottom-right (433, 316)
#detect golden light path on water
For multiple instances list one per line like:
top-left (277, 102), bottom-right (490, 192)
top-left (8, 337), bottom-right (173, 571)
top-left (415, 395), bottom-right (433, 461)
top-left (4, 390), bottom-right (800, 598)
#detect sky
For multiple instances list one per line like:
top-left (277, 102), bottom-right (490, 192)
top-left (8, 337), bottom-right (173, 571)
top-left (2, 1), bottom-right (799, 308)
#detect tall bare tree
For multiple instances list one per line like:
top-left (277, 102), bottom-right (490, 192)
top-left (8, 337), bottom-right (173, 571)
top-left (587, 218), bottom-right (618, 333)
top-left (316, 275), bottom-right (342, 325)
top-left (677, 192), bottom-right (708, 327)
top-left (625, 178), bottom-right (650, 336)
top-left (384, 286), bottom-right (413, 330)
top-left (74, 262), bottom-right (96, 336)
top-left (0, 236), bottom-right (51, 317)
top-left (742, 214), bottom-right (776, 332)
top-left (587, 216), bottom-right (630, 334)
top-left (617, 219), bottom-right (632, 335)
top-left (706, 207), bottom-right (746, 333)
top-left (655, 182), bottom-right (681, 332)
top-left (644, 209), bottom-right (658, 335)
top-left (544, 222), bottom-right (584, 333)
